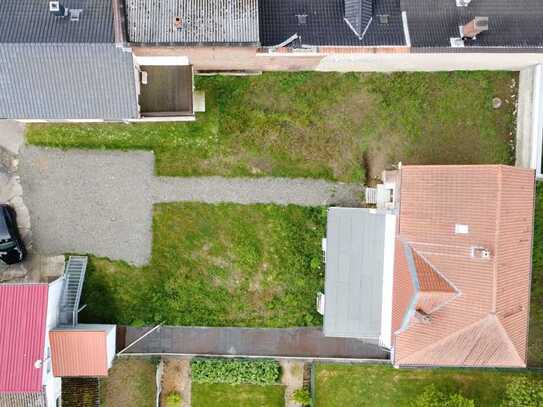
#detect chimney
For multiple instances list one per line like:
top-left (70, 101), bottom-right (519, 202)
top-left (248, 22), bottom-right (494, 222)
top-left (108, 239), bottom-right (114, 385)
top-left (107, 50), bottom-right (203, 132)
top-left (462, 17), bottom-right (489, 39)
top-left (49, 1), bottom-right (66, 17)
top-left (174, 16), bottom-right (182, 30)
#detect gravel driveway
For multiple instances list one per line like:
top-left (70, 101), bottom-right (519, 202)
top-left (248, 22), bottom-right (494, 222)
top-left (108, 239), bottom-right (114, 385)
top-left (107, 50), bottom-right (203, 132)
top-left (20, 146), bottom-right (362, 265)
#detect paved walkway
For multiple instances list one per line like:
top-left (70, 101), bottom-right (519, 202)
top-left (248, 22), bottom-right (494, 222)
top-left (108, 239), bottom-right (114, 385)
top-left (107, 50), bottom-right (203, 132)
top-left (122, 326), bottom-right (389, 360)
top-left (19, 146), bottom-right (363, 265)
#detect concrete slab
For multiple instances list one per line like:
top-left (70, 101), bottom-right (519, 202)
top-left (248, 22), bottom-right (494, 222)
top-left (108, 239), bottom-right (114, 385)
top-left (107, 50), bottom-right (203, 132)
top-left (123, 326), bottom-right (389, 360)
top-left (0, 120), bottom-right (25, 156)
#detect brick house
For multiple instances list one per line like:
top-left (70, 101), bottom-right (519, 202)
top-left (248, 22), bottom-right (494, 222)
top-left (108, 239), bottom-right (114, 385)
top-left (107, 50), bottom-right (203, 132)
top-left (322, 165), bottom-right (536, 367)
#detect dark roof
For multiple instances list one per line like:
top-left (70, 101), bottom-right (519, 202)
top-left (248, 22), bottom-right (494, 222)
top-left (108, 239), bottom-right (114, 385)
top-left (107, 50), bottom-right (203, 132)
top-left (0, 0), bottom-right (114, 43)
top-left (0, 44), bottom-right (138, 120)
top-left (344, 0), bottom-right (373, 38)
top-left (125, 0), bottom-right (259, 45)
top-left (259, 0), bottom-right (405, 47)
top-left (402, 0), bottom-right (543, 48)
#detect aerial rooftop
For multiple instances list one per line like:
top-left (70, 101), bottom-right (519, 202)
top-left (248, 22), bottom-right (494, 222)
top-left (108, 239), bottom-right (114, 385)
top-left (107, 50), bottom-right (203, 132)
top-left (126, 0), bottom-right (260, 45)
top-left (393, 165), bottom-right (535, 367)
top-left (0, 0), bottom-right (115, 43)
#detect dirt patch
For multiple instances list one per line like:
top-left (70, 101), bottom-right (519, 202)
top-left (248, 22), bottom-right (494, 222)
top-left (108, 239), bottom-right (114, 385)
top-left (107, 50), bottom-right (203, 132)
top-left (100, 358), bottom-right (156, 407)
top-left (280, 360), bottom-right (305, 407)
top-left (160, 357), bottom-right (191, 407)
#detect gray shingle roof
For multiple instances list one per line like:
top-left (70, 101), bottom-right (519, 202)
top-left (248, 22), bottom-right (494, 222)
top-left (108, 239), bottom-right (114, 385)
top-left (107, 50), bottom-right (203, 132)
top-left (324, 208), bottom-right (388, 339)
top-left (126, 0), bottom-right (259, 44)
top-left (0, 44), bottom-right (138, 120)
top-left (0, 0), bottom-right (114, 43)
top-left (402, 0), bottom-right (543, 48)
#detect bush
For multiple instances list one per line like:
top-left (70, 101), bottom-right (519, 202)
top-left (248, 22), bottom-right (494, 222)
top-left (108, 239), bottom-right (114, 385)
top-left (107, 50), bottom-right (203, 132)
top-left (501, 377), bottom-right (543, 407)
top-left (292, 388), bottom-right (311, 406)
top-left (191, 358), bottom-right (281, 385)
top-left (411, 385), bottom-right (475, 407)
top-left (165, 391), bottom-right (182, 407)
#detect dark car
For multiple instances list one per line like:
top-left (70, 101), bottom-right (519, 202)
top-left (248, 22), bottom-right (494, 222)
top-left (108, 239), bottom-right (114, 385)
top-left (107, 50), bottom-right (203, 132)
top-left (0, 204), bottom-right (26, 265)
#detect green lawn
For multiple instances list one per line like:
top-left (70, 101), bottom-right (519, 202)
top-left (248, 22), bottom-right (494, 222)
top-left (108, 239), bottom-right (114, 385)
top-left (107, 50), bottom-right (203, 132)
top-left (314, 364), bottom-right (543, 407)
top-left (80, 203), bottom-right (325, 327)
top-left (192, 383), bottom-right (285, 407)
top-left (26, 71), bottom-right (516, 182)
top-left (100, 359), bottom-right (156, 407)
top-left (529, 185), bottom-right (543, 366)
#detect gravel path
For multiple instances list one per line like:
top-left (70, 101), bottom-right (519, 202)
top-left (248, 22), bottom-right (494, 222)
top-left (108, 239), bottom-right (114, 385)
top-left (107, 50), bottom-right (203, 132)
top-left (152, 176), bottom-right (362, 206)
top-left (20, 146), bottom-right (362, 265)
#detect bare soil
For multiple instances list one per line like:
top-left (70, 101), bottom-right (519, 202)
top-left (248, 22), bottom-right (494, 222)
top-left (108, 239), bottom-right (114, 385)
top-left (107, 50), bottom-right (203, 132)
top-left (160, 357), bottom-right (191, 407)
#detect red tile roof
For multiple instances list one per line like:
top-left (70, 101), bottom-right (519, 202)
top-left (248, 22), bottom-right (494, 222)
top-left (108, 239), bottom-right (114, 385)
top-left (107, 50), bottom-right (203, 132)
top-left (392, 165), bottom-right (535, 368)
top-left (0, 284), bottom-right (49, 392)
top-left (49, 330), bottom-right (109, 377)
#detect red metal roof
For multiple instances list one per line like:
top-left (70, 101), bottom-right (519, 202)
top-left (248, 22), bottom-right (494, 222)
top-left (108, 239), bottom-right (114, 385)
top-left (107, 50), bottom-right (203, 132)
top-left (49, 330), bottom-right (109, 377)
top-left (0, 284), bottom-right (49, 392)
top-left (392, 165), bottom-right (535, 368)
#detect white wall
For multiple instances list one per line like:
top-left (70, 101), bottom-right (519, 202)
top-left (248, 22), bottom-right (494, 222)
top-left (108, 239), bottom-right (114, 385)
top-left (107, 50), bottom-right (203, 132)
top-left (316, 52), bottom-right (543, 72)
top-left (44, 277), bottom-right (64, 407)
top-left (380, 214), bottom-right (397, 349)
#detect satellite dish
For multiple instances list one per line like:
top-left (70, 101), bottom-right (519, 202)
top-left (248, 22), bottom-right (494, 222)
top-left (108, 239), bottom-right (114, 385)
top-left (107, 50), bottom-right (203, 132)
top-left (34, 360), bottom-right (42, 369)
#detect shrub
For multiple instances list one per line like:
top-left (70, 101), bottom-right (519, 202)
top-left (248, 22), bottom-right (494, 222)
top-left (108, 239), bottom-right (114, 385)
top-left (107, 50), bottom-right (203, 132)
top-left (165, 391), bottom-right (182, 407)
top-left (501, 377), bottom-right (543, 407)
top-left (292, 388), bottom-right (311, 406)
top-left (191, 358), bottom-right (281, 385)
top-left (411, 385), bottom-right (475, 407)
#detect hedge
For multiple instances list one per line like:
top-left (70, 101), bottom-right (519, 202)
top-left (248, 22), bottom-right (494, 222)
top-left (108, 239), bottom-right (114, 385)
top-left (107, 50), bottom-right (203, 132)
top-left (191, 358), bottom-right (281, 385)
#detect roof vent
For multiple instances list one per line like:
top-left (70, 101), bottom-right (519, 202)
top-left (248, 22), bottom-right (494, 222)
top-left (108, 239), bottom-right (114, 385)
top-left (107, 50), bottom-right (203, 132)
top-left (378, 14), bottom-right (389, 24)
top-left (175, 16), bottom-right (182, 30)
top-left (471, 246), bottom-right (491, 259)
top-left (69, 9), bottom-right (82, 22)
top-left (456, 0), bottom-right (472, 6)
top-left (414, 309), bottom-right (431, 324)
top-left (296, 14), bottom-right (307, 25)
top-left (49, 1), bottom-right (67, 17)
top-left (462, 17), bottom-right (489, 39)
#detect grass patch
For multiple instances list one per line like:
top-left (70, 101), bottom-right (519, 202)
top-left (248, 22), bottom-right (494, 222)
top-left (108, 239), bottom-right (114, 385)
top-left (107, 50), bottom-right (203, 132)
top-left (192, 383), bottom-right (284, 407)
top-left (314, 364), bottom-right (543, 407)
top-left (80, 203), bottom-right (325, 327)
top-left (26, 71), bottom-right (516, 182)
top-left (100, 359), bottom-right (156, 407)
top-left (529, 184), bottom-right (543, 367)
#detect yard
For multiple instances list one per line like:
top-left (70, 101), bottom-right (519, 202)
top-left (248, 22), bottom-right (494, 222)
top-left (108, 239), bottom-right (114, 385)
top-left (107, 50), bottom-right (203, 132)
top-left (100, 358), bottom-right (156, 407)
top-left (192, 383), bottom-right (285, 407)
top-left (80, 203), bottom-right (325, 327)
top-left (314, 364), bottom-right (543, 407)
top-left (26, 71), bottom-right (516, 182)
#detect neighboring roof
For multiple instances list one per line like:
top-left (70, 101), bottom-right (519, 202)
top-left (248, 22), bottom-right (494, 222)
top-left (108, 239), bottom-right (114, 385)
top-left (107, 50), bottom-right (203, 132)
top-left (50, 330), bottom-right (109, 377)
top-left (324, 208), bottom-right (393, 339)
top-left (126, 0), bottom-right (260, 45)
top-left (402, 0), bottom-right (543, 48)
top-left (0, 44), bottom-right (138, 120)
top-left (0, 393), bottom-right (47, 407)
top-left (0, 0), bottom-right (114, 43)
top-left (0, 284), bottom-right (48, 392)
top-left (259, 0), bottom-right (405, 47)
top-left (392, 165), bottom-right (535, 368)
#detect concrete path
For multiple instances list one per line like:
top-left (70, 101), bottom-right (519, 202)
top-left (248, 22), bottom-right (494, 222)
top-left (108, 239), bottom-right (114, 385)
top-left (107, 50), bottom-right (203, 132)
top-left (122, 326), bottom-right (389, 360)
top-left (19, 146), bottom-right (363, 265)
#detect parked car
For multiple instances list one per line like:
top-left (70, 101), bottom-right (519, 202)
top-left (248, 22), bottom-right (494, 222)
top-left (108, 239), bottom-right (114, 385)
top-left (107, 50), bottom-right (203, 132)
top-left (0, 204), bottom-right (26, 265)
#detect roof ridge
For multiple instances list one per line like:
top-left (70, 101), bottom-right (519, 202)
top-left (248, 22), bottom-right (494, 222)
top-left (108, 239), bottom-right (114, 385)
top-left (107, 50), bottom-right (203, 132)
top-left (493, 314), bottom-right (525, 366)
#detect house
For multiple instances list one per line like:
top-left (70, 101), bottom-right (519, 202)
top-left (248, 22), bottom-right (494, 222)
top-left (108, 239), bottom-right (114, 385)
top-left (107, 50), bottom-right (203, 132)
top-left (2, 0), bottom-right (543, 122)
top-left (322, 165), bottom-right (535, 367)
top-left (0, 257), bottom-right (115, 407)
